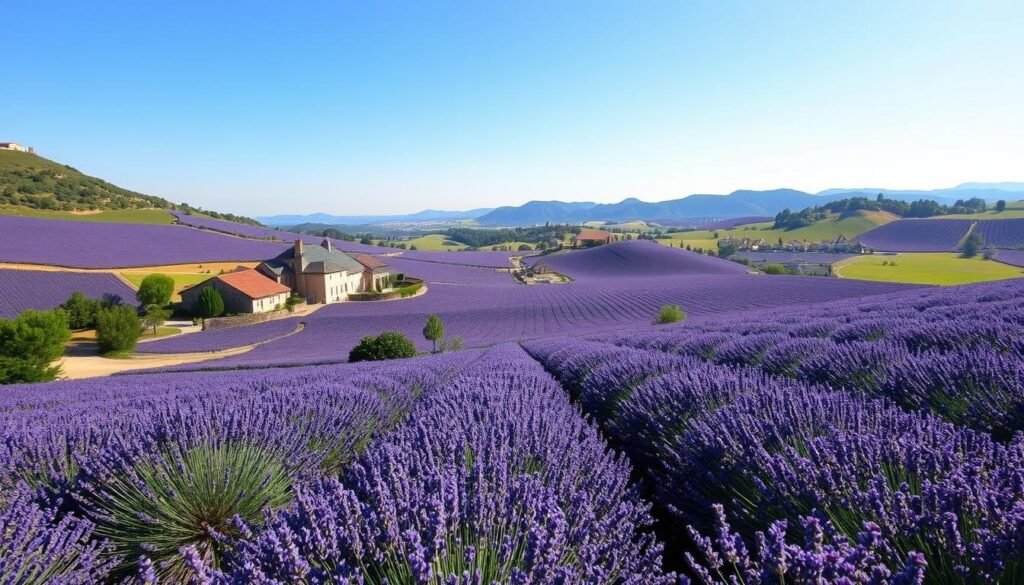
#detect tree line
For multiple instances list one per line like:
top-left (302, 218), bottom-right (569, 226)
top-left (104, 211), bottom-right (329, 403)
top-left (773, 194), bottom-right (997, 230)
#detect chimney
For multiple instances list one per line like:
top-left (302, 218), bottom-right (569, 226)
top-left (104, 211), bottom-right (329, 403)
top-left (321, 238), bottom-right (332, 252)
top-left (294, 239), bottom-right (304, 257)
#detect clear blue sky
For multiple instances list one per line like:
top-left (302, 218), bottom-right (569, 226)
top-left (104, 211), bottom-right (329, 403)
top-left (5, 1), bottom-right (1023, 216)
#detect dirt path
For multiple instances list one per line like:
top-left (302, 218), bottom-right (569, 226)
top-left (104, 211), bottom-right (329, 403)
top-left (58, 341), bottom-right (258, 379)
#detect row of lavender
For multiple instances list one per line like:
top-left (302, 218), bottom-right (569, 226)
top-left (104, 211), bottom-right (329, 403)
top-left (523, 302), bottom-right (1024, 583)
top-left (200, 344), bottom-right (671, 582)
top-left (0, 351), bottom-right (479, 582)
top-left (2, 344), bottom-right (696, 583)
top-left (603, 278), bottom-right (1024, 439)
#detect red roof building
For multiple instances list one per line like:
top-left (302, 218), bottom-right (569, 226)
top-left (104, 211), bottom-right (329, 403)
top-left (573, 229), bottom-right (614, 247)
top-left (180, 269), bottom-right (291, 314)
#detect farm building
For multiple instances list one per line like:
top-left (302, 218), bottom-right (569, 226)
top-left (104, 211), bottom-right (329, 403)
top-left (0, 142), bottom-right (33, 153)
top-left (257, 240), bottom-right (390, 304)
top-left (180, 268), bottom-right (291, 314)
top-left (353, 254), bottom-right (391, 291)
top-left (573, 229), bottom-right (614, 248)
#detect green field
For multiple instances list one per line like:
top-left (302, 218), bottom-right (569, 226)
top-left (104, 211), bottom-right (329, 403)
top-left (657, 210), bottom-right (895, 250)
top-left (834, 253), bottom-right (1024, 285)
top-left (0, 206), bottom-right (174, 224)
top-left (657, 238), bottom-right (719, 251)
top-left (402, 234), bottom-right (467, 251)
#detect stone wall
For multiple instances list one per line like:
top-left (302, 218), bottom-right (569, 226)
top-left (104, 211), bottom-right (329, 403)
top-left (204, 303), bottom-right (305, 330)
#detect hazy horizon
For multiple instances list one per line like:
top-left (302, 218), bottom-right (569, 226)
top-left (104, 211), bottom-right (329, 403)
top-left (7, 1), bottom-right (1023, 216)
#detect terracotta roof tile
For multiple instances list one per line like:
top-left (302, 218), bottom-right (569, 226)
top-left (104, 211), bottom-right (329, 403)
top-left (216, 269), bottom-right (291, 299)
top-left (353, 254), bottom-right (387, 269)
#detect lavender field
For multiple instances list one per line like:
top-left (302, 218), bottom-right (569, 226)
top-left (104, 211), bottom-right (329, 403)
top-left (5, 241), bottom-right (1024, 583)
top-left (993, 248), bottom-right (1024, 267)
top-left (146, 243), bottom-right (910, 366)
top-left (0, 269), bottom-right (137, 318)
top-left (975, 218), bottom-right (1024, 248)
top-left (0, 215), bottom-right (290, 268)
top-left (857, 218), bottom-right (973, 252)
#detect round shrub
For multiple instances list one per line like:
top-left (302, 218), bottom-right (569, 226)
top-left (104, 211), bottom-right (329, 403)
top-left (349, 331), bottom-right (418, 362)
top-left (653, 304), bottom-right (687, 325)
top-left (94, 304), bottom-right (141, 354)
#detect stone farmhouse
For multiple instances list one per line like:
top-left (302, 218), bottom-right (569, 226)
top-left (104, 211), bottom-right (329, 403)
top-left (180, 268), bottom-right (291, 315)
top-left (257, 239), bottom-right (391, 304)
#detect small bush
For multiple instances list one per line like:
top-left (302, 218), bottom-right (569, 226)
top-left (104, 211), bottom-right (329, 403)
top-left (438, 336), bottom-right (465, 352)
top-left (762, 263), bottom-right (788, 275)
top-left (654, 304), bottom-right (687, 325)
top-left (397, 282), bottom-right (423, 298)
top-left (349, 331), bottom-right (418, 362)
top-left (95, 305), bottom-right (141, 354)
top-left (0, 309), bottom-right (71, 383)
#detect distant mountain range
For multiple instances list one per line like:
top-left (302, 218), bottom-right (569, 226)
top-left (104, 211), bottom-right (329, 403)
top-left (258, 183), bottom-right (1024, 227)
top-left (258, 208), bottom-right (494, 226)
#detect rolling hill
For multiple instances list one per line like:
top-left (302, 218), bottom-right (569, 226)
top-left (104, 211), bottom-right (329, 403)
top-left (659, 209), bottom-right (897, 248)
top-left (0, 149), bottom-right (257, 224)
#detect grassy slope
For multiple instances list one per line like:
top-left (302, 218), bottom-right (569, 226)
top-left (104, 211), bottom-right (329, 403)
top-left (0, 149), bottom-right (256, 224)
top-left (834, 253), bottom-right (1024, 285)
top-left (657, 210), bottom-right (896, 249)
top-left (0, 206), bottom-right (174, 224)
top-left (0, 149), bottom-right (174, 210)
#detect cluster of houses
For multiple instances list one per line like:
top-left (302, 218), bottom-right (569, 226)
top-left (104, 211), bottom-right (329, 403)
top-left (180, 239), bottom-right (392, 315)
top-left (720, 234), bottom-right (870, 254)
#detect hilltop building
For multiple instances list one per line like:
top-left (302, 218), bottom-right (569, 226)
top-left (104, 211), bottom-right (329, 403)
top-left (257, 239), bottom-right (390, 304)
top-left (180, 268), bottom-right (291, 315)
top-left (0, 142), bottom-right (34, 153)
top-left (573, 229), bottom-right (615, 248)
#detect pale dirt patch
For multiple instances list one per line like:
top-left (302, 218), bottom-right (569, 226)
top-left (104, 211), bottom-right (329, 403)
top-left (58, 342), bottom-right (256, 379)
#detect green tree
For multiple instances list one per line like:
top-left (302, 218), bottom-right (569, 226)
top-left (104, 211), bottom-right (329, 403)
top-left (0, 309), bottom-right (71, 384)
top-left (996, 200), bottom-right (1007, 212)
top-left (961, 231), bottom-right (984, 258)
top-left (349, 331), bottom-right (418, 362)
top-left (653, 304), bottom-right (687, 325)
top-left (95, 305), bottom-right (141, 354)
top-left (136, 274), bottom-right (175, 307)
top-left (762, 263), bottom-right (789, 275)
top-left (142, 304), bottom-right (172, 334)
top-left (422, 314), bottom-right (445, 353)
top-left (717, 241), bottom-right (737, 258)
top-left (195, 287), bottom-right (225, 320)
top-left (61, 291), bottom-right (101, 330)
